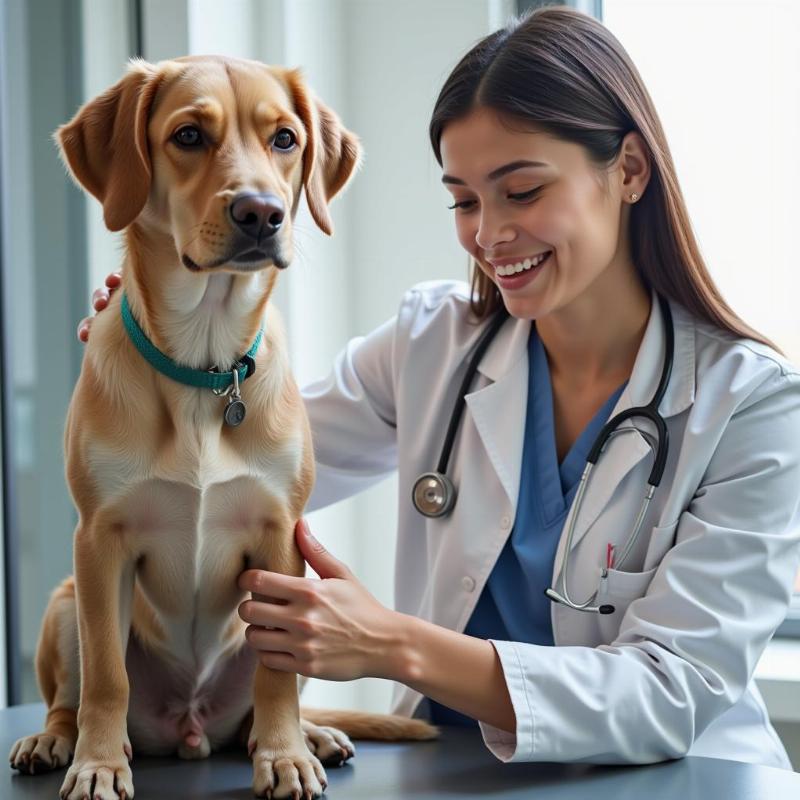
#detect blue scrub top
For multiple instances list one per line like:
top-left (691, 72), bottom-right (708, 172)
top-left (428, 324), bottom-right (627, 726)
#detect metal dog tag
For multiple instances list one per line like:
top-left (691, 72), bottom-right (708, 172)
top-left (224, 395), bottom-right (246, 426)
top-left (222, 364), bottom-right (245, 426)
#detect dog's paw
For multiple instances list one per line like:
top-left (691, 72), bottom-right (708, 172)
top-left (59, 756), bottom-right (133, 800)
top-left (302, 721), bottom-right (355, 766)
top-left (250, 740), bottom-right (327, 799)
top-left (9, 732), bottom-right (74, 773)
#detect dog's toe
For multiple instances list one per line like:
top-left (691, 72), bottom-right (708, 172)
top-left (10, 733), bottom-right (74, 773)
top-left (252, 749), bottom-right (326, 799)
top-left (303, 723), bottom-right (355, 766)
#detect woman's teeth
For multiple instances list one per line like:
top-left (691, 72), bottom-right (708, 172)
top-left (495, 251), bottom-right (551, 277)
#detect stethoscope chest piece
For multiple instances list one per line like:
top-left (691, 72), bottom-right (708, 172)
top-left (412, 472), bottom-right (457, 518)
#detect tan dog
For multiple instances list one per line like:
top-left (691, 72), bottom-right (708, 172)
top-left (8, 56), bottom-right (435, 800)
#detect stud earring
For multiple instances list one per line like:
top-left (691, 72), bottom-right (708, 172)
top-left (629, 192), bottom-right (639, 202)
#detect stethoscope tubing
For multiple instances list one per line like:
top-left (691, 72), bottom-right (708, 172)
top-left (410, 306), bottom-right (510, 518)
top-left (435, 307), bottom-right (510, 475)
top-left (412, 293), bottom-right (675, 617)
top-left (548, 295), bottom-right (674, 613)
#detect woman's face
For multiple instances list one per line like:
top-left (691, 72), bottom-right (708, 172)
top-left (439, 106), bottom-right (642, 321)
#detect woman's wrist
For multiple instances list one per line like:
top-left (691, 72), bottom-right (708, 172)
top-left (373, 609), bottom-right (422, 684)
top-left (372, 611), bottom-right (516, 733)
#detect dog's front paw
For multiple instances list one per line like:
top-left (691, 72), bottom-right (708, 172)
top-left (59, 755), bottom-right (133, 800)
top-left (9, 732), bottom-right (74, 774)
top-left (249, 737), bottom-right (327, 799)
top-left (301, 720), bottom-right (355, 766)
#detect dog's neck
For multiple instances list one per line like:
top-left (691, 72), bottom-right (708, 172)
top-left (121, 224), bottom-right (275, 371)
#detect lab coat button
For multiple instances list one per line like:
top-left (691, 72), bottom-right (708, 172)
top-left (461, 576), bottom-right (476, 592)
top-left (501, 514), bottom-right (512, 529)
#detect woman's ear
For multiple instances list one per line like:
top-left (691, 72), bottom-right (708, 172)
top-left (54, 58), bottom-right (167, 232)
top-left (619, 130), bottom-right (651, 202)
top-left (285, 68), bottom-right (361, 235)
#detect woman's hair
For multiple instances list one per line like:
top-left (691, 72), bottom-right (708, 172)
top-left (429, 5), bottom-right (778, 351)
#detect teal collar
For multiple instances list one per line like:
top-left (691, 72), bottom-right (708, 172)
top-left (120, 292), bottom-right (263, 391)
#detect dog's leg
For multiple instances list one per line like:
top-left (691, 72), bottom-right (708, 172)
top-left (9, 578), bottom-right (79, 773)
top-left (246, 522), bottom-right (327, 800)
top-left (296, 673), bottom-right (354, 765)
top-left (235, 698), bottom-right (354, 768)
top-left (59, 523), bottom-right (136, 800)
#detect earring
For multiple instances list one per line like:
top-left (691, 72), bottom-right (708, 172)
top-left (629, 192), bottom-right (639, 202)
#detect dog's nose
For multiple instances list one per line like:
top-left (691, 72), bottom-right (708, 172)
top-left (229, 193), bottom-right (285, 240)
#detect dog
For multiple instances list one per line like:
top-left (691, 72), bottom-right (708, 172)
top-left (7, 56), bottom-right (435, 800)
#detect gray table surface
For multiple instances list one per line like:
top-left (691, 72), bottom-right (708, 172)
top-left (2, 703), bottom-right (799, 799)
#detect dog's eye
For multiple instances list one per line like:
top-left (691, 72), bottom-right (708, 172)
top-left (173, 125), bottom-right (203, 148)
top-left (272, 129), bottom-right (296, 151)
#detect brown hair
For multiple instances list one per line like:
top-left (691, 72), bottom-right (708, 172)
top-left (429, 5), bottom-right (778, 351)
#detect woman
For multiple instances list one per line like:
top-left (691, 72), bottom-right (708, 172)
top-left (81, 7), bottom-right (800, 769)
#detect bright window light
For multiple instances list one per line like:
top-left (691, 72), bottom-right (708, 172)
top-left (604, 0), bottom-right (800, 363)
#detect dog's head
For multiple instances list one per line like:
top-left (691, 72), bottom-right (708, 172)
top-left (56, 56), bottom-right (360, 272)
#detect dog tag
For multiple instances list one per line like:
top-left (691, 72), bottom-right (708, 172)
top-left (224, 395), bottom-right (246, 427)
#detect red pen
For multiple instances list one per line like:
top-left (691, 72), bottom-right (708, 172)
top-left (606, 542), bottom-right (615, 570)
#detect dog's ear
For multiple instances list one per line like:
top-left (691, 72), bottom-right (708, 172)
top-left (55, 59), bottom-right (166, 232)
top-left (285, 69), bottom-right (361, 236)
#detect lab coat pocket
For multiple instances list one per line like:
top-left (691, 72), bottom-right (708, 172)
top-left (595, 564), bottom-right (659, 642)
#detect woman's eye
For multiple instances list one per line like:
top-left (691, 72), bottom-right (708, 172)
top-left (273, 129), bottom-right (297, 151)
top-left (173, 125), bottom-right (203, 148)
top-left (508, 188), bottom-right (541, 201)
top-left (447, 199), bottom-right (476, 211)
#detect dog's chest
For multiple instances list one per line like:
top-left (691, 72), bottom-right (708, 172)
top-left (88, 420), bottom-right (303, 663)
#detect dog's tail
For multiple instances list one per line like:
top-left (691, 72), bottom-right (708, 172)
top-left (300, 707), bottom-right (438, 741)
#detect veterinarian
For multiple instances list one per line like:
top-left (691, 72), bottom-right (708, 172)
top-left (80, 7), bottom-right (800, 770)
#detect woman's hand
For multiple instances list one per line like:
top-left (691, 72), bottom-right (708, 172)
top-left (238, 520), bottom-right (406, 682)
top-left (77, 271), bottom-right (122, 342)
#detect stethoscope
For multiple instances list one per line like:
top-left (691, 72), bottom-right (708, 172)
top-left (411, 294), bottom-right (674, 616)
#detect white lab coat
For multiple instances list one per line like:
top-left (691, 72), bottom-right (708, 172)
top-left (302, 280), bottom-right (800, 769)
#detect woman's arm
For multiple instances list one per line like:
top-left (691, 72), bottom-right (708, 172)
top-left (238, 519), bottom-right (516, 732)
top-left (477, 369), bottom-right (800, 764)
top-left (301, 313), bottom-right (400, 511)
top-left (391, 613), bottom-right (516, 733)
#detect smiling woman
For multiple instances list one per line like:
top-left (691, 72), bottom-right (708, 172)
top-left (429, 18), bottom-right (781, 360)
top-left (230, 3), bottom-right (800, 771)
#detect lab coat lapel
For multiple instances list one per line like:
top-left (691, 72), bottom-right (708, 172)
top-left (552, 291), bottom-right (696, 573)
top-left (464, 315), bottom-right (531, 511)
